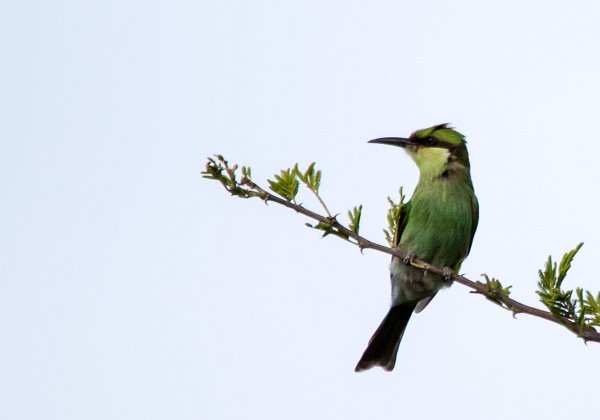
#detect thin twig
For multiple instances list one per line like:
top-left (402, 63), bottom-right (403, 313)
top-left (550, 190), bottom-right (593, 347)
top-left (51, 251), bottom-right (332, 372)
top-left (204, 156), bottom-right (600, 344)
top-left (238, 179), bottom-right (600, 343)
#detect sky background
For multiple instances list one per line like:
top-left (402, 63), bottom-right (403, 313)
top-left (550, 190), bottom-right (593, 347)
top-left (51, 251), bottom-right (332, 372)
top-left (3, 1), bottom-right (600, 419)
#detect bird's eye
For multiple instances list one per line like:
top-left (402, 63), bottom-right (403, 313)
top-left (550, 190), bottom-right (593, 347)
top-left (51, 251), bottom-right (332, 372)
top-left (424, 137), bottom-right (436, 145)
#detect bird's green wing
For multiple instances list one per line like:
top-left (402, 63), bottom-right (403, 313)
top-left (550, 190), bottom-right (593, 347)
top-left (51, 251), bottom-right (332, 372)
top-left (393, 200), bottom-right (411, 247)
top-left (467, 195), bottom-right (479, 255)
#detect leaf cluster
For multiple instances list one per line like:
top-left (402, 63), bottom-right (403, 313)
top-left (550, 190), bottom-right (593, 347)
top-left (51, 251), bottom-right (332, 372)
top-left (266, 162), bottom-right (323, 204)
top-left (268, 162), bottom-right (367, 240)
top-left (474, 274), bottom-right (512, 306)
top-left (536, 243), bottom-right (600, 334)
top-left (268, 169), bottom-right (299, 203)
top-left (294, 163), bottom-right (322, 194)
top-left (383, 188), bottom-right (405, 246)
top-left (202, 155), bottom-right (256, 198)
top-left (204, 156), bottom-right (364, 241)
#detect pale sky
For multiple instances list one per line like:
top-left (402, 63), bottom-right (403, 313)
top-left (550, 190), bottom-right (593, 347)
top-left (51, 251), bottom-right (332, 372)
top-left (3, 1), bottom-right (600, 419)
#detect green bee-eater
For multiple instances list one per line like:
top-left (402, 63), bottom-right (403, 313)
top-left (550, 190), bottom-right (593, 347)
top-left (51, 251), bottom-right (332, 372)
top-left (355, 123), bottom-right (479, 372)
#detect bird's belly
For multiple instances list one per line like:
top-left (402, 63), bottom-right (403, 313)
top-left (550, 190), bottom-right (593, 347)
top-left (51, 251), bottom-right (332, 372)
top-left (389, 256), bottom-right (446, 305)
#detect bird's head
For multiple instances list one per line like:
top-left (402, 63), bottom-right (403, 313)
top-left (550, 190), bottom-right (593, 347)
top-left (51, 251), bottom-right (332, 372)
top-left (368, 123), bottom-right (470, 179)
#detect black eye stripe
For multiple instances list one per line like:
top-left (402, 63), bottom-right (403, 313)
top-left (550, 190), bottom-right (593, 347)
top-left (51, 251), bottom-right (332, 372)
top-left (418, 137), bottom-right (457, 149)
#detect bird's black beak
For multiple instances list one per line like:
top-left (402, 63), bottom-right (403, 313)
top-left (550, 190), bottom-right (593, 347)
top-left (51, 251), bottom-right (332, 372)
top-left (367, 137), bottom-right (413, 148)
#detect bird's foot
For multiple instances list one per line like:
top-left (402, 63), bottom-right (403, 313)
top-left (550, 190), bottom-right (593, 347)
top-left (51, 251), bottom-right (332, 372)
top-left (403, 252), bottom-right (427, 270)
top-left (403, 252), bottom-right (417, 265)
top-left (442, 267), bottom-right (454, 282)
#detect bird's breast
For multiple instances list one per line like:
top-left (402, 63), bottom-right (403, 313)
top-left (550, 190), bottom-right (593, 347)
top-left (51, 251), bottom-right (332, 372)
top-left (399, 178), bottom-right (474, 268)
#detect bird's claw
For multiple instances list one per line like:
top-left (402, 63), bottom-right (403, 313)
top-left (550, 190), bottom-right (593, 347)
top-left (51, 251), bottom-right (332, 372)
top-left (403, 252), bottom-right (417, 265)
top-left (442, 267), bottom-right (454, 282)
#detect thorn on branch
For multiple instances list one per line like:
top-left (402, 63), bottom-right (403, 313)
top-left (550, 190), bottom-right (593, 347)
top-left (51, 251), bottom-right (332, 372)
top-left (356, 238), bottom-right (368, 253)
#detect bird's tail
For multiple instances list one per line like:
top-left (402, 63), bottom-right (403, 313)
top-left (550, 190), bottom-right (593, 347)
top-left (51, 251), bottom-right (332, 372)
top-left (355, 303), bottom-right (416, 372)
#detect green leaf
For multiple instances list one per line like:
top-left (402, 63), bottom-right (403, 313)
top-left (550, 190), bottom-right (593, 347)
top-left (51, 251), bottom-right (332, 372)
top-left (268, 168), bottom-right (299, 201)
top-left (383, 187), bottom-right (405, 246)
top-left (348, 205), bottom-right (363, 235)
top-left (294, 162), bottom-right (321, 193)
top-left (308, 221), bottom-right (349, 240)
top-left (583, 291), bottom-right (600, 327)
top-left (557, 242), bottom-right (584, 286)
top-left (241, 165), bottom-right (252, 180)
top-left (292, 163), bottom-right (302, 180)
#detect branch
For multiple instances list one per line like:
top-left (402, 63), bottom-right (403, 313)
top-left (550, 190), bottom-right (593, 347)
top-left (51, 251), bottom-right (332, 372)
top-left (202, 155), bottom-right (600, 344)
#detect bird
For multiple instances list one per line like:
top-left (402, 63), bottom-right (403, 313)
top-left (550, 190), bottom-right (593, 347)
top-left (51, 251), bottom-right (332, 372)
top-left (355, 123), bottom-right (479, 372)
